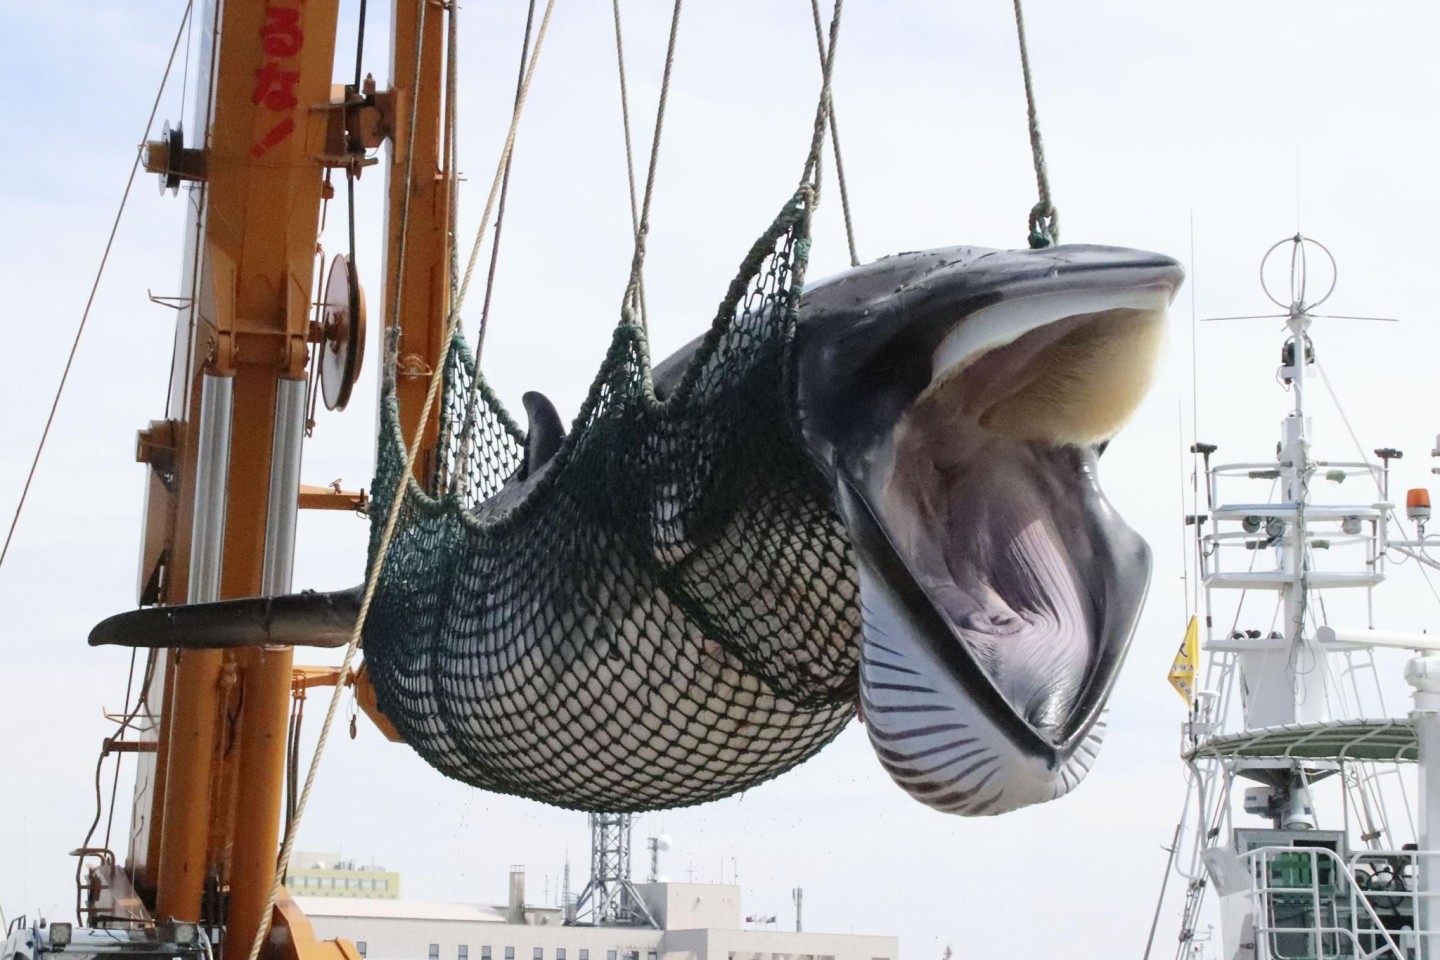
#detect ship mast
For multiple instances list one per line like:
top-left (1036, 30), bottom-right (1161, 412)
top-left (111, 1), bottom-right (452, 957)
top-left (1170, 236), bottom-right (1440, 959)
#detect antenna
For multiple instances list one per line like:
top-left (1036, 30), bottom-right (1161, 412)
top-left (562, 852), bottom-right (574, 923)
top-left (646, 834), bottom-right (672, 883)
top-left (568, 813), bottom-right (658, 928)
top-left (1201, 235), bottom-right (1397, 324)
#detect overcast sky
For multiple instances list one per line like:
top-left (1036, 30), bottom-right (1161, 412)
top-left (5, 2), bottom-right (1440, 958)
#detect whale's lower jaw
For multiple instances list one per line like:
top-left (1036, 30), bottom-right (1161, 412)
top-left (857, 561), bottom-right (1104, 816)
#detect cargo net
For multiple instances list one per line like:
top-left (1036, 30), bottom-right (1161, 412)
top-left (363, 194), bottom-right (861, 812)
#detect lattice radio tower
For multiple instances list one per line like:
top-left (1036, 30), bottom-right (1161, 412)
top-left (568, 813), bottom-right (658, 927)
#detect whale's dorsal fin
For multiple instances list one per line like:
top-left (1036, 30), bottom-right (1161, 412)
top-left (521, 391), bottom-right (565, 479)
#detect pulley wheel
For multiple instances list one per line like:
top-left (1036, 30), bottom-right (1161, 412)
top-left (320, 254), bottom-right (366, 411)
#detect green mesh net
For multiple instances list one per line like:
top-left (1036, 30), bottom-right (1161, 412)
top-left (362, 192), bottom-right (861, 812)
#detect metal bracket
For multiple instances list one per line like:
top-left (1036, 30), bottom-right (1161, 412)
top-left (317, 75), bottom-right (396, 175)
top-left (136, 419), bottom-right (181, 491)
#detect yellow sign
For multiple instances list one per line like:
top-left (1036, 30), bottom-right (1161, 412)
top-left (1168, 615), bottom-right (1200, 704)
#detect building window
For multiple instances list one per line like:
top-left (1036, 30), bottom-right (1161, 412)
top-left (579, 951), bottom-right (588, 960)
top-left (356, 944), bottom-right (367, 959)
top-left (505, 949), bottom-right (515, 960)
top-left (482, 950), bottom-right (492, 960)
top-left (607, 952), bottom-right (617, 960)
top-left (460, 948), bottom-right (469, 960)
top-left (557, 951), bottom-right (566, 960)
top-left (429, 946), bottom-right (440, 960)
top-left (648, 953), bottom-right (657, 960)
top-left (534, 951), bottom-right (543, 960)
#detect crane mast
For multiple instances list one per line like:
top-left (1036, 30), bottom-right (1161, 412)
top-left (106, 2), bottom-right (452, 957)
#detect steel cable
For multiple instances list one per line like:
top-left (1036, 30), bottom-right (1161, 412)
top-left (0, 0), bottom-right (194, 579)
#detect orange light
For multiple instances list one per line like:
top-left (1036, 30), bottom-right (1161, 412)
top-left (1408, 488), bottom-right (1432, 521)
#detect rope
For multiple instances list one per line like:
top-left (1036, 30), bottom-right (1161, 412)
top-left (1011, 0), bottom-right (1058, 248)
top-left (799, 0), bottom-right (843, 193)
top-left (385, 0), bottom-right (431, 342)
top-left (477, 0), bottom-right (538, 340)
top-left (610, 0), bottom-right (648, 329)
top-left (807, 0), bottom-right (858, 267)
top-left (620, 0), bottom-right (684, 326)
top-left (353, 0), bottom-right (369, 90)
top-left (457, 0), bottom-right (535, 497)
top-left (243, 7), bottom-right (558, 960)
top-left (0, 0), bottom-right (193, 581)
top-left (445, 0), bottom-right (460, 304)
top-left (466, 0), bottom-right (558, 358)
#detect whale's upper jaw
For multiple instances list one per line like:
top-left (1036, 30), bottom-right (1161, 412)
top-left (795, 244), bottom-right (1182, 798)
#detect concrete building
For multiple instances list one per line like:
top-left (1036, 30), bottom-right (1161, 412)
top-left (295, 876), bottom-right (896, 960)
top-left (289, 851), bottom-right (402, 900)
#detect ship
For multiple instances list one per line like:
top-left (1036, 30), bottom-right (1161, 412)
top-left (1156, 235), bottom-right (1440, 960)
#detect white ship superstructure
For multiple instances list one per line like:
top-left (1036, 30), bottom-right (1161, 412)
top-left (1164, 236), bottom-right (1440, 960)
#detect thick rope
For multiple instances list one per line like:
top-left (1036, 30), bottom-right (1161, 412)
top-left (799, 0), bottom-right (843, 194)
top-left (807, 0), bottom-right (858, 267)
top-left (1011, 0), bottom-right (1058, 248)
top-left (242, 5), bottom-right (558, 960)
top-left (620, 0), bottom-right (684, 326)
top-left (455, 0), bottom-right (535, 498)
top-left (476, 0), bottom-right (539, 339)
top-left (0, 0), bottom-right (193, 581)
top-left (610, 0), bottom-right (648, 330)
top-left (467, 0), bottom-right (558, 358)
top-left (451, 0), bottom-right (556, 495)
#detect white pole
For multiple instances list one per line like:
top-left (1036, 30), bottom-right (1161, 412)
top-left (1406, 654), bottom-right (1440, 958)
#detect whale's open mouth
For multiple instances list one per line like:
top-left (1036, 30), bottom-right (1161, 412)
top-left (802, 248), bottom-right (1181, 816)
top-left (874, 291), bottom-right (1167, 753)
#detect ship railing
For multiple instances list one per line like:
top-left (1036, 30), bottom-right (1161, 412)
top-left (1238, 844), bottom-right (1440, 959)
top-left (1199, 460), bottom-right (1387, 592)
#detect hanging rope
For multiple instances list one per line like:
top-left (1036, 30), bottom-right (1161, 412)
top-left (807, 0), bottom-right (858, 267)
top-left (477, 0), bottom-right (539, 338)
top-left (453, 0), bottom-right (536, 499)
top-left (1011, 0), bottom-right (1058, 248)
top-left (799, 0), bottom-right (842, 195)
top-left (385, 0), bottom-right (432, 342)
top-left (445, 0), bottom-right (461, 304)
top-left (466, 0), bottom-right (558, 358)
top-left (610, 0), bottom-right (649, 330)
top-left (241, 6), bottom-right (559, 960)
top-left (0, 0), bottom-right (194, 581)
top-left (619, 0), bottom-right (684, 327)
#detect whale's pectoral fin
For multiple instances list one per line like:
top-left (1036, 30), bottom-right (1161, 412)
top-left (521, 391), bottom-right (566, 480)
top-left (88, 586), bottom-right (363, 649)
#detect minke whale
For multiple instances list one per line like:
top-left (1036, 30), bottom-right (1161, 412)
top-left (92, 243), bottom-right (1183, 817)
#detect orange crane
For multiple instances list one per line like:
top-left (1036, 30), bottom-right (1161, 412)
top-left (76, 2), bottom-right (450, 958)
